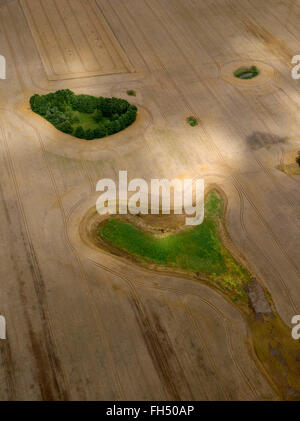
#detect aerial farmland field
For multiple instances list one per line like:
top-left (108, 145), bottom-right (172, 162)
top-left (0, 0), bottom-right (299, 405)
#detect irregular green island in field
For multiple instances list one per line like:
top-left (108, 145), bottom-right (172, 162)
top-left (98, 190), bottom-right (251, 302)
top-left (30, 89), bottom-right (138, 140)
top-left (96, 189), bottom-right (300, 398)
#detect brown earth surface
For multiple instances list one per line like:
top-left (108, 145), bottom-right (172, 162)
top-left (0, 0), bottom-right (299, 401)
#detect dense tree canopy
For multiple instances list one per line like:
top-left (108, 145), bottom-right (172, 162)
top-left (30, 89), bottom-right (138, 140)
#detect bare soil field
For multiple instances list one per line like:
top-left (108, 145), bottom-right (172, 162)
top-left (0, 0), bottom-right (299, 401)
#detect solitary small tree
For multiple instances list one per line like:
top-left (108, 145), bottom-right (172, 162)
top-left (187, 116), bottom-right (198, 127)
top-left (296, 152), bottom-right (300, 167)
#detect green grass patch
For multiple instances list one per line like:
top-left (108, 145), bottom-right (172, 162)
top-left (234, 65), bottom-right (259, 79)
top-left (68, 109), bottom-right (109, 131)
top-left (186, 116), bottom-right (198, 127)
top-left (96, 189), bottom-right (300, 397)
top-left (98, 190), bottom-right (250, 301)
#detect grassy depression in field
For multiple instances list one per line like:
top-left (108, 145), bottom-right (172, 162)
top-left (96, 190), bottom-right (300, 398)
top-left (234, 65), bottom-right (259, 79)
top-left (99, 191), bottom-right (250, 302)
top-left (30, 89), bottom-right (137, 140)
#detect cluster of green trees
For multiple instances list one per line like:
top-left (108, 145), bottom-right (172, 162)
top-left (30, 89), bottom-right (138, 140)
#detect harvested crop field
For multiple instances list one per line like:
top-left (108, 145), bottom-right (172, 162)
top-left (0, 0), bottom-right (299, 401)
top-left (20, 0), bottom-right (133, 80)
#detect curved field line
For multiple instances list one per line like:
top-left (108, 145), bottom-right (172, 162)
top-left (107, 0), bottom-right (300, 298)
top-left (117, 0), bottom-right (223, 159)
top-left (2, 0), bottom-right (289, 399)
top-left (129, 10), bottom-right (300, 301)
top-left (82, 247), bottom-right (258, 400)
top-left (66, 210), bottom-right (192, 400)
top-left (183, 304), bottom-right (230, 401)
top-left (0, 118), bottom-right (70, 400)
top-left (232, 179), bottom-right (298, 314)
top-left (0, 125), bottom-right (18, 401)
top-left (9, 107), bottom-right (127, 400)
top-left (232, 175), bottom-right (299, 313)
top-left (237, 88), bottom-right (299, 210)
top-left (137, 2), bottom-right (300, 282)
top-left (35, 133), bottom-right (126, 400)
